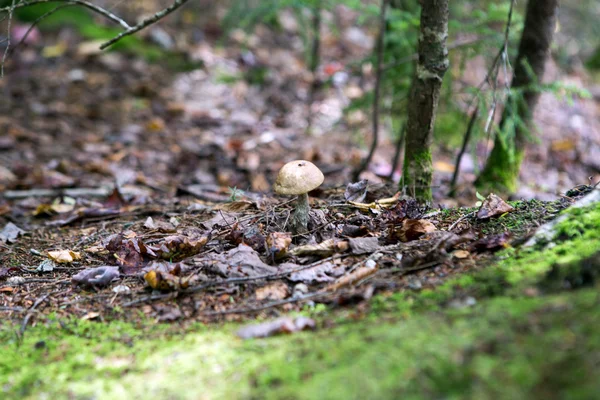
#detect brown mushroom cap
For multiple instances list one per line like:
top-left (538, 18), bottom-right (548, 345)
top-left (273, 160), bottom-right (324, 195)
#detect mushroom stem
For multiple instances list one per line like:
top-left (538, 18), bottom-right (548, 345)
top-left (292, 193), bottom-right (310, 234)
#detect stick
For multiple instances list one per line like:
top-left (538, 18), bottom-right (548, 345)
top-left (449, 105), bottom-right (479, 197)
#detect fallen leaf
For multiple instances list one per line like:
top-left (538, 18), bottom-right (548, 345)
top-left (344, 180), bottom-right (369, 202)
top-left (214, 200), bottom-right (256, 212)
top-left (453, 250), bottom-right (471, 259)
top-left (348, 237), bottom-right (380, 254)
top-left (289, 239), bottom-right (349, 257)
top-left (325, 264), bottom-right (378, 291)
top-left (72, 266), bottom-right (120, 287)
top-left (255, 282), bottom-right (289, 301)
top-left (266, 232), bottom-right (292, 260)
top-left (144, 262), bottom-right (191, 291)
top-left (470, 232), bottom-right (512, 252)
top-left (201, 244), bottom-right (278, 278)
top-left (0, 222), bottom-right (26, 244)
top-left (395, 219), bottom-right (436, 242)
top-left (288, 261), bottom-right (346, 283)
top-left (476, 193), bottom-right (515, 219)
top-left (143, 217), bottom-right (177, 233)
top-left (48, 250), bottom-right (81, 263)
top-left (151, 235), bottom-right (208, 261)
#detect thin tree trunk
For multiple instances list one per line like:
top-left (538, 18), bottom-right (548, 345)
top-left (477, 0), bottom-right (559, 194)
top-left (401, 0), bottom-right (449, 202)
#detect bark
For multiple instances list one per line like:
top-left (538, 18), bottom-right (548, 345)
top-left (477, 0), bottom-right (559, 194)
top-left (402, 0), bottom-right (449, 203)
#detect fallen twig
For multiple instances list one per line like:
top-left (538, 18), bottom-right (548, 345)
top-left (448, 211), bottom-right (476, 231)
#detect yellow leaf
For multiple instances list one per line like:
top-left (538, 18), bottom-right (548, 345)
top-left (47, 250), bottom-right (81, 263)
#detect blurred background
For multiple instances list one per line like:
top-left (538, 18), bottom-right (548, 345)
top-left (0, 0), bottom-right (599, 205)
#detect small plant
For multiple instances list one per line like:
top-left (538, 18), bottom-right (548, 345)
top-left (228, 186), bottom-right (245, 202)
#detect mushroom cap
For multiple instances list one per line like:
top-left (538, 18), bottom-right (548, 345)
top-left (273, 160), bottom-right (324, 195)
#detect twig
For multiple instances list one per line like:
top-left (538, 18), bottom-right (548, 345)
top-left (305, 0), bottom-right (322, 134)
top-left (352, 0), bottom-right (388, 181)
top-left (100, 0), bottom-right (191, 49)
top-left (447, 211), bottom-right (476, 231)
top-left (1, 0), bottom-right (16, 78)
top-left (0, 0), bottom-right (131, 29)
top-left (449, 105), bottom-right (479, 196)
top-left (18, 292), bottom-right (51, 342)
top-left (387, 122), bottom-right (406, 181)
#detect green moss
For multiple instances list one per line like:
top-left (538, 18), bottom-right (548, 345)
top-left (402, 150), bottom-right (433, 203)
top-left (476, 136), bottom-right (525, 195)
top-left (2, 290), bottom-right (598, 399)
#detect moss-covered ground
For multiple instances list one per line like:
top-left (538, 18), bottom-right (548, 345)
top-left (2, 202), bottom-right (600, 399)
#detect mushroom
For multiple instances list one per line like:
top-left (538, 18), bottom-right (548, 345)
top-left (273, 160), bottom-right (324, 234)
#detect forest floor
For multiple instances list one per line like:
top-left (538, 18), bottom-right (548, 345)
top-left (1, 4), bottom-right (600, 399)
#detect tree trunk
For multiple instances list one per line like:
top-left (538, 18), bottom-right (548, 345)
top-left (476, 0), bottom-right (559, 194)
top-left (402, 0), bottom-right (449, 203)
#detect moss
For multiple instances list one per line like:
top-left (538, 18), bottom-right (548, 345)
top-left (475, 137), bottom-right (525, 195)
top-left (2, 291), bottom-right (598, 399)
top-left (402, 150), bottom-right (433, 203)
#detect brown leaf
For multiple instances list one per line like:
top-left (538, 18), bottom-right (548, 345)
top-left (289, 239), bottom-right (349, 257)
top-left (470, 232), bottom-right (512, 252)
top-left (255, 282), bottom-right (289, 301)
top-left (266, 232), bottom-right (292, 260)
top-left (325, 264), bottom-right (377, 291)
top-left (143, 217), bottom-right (177, 233)
top-left (288, 261), bottom-right (345, 283)
top-left (144, 262), bottom-right (191, 291)
top-left (476, 193), bottom-right (515, 219)
top-left (201, 244), bottom-right (277, 278)
top-left (150, 235), bottom-right (208, 261)
top-left (395, 219), bottom-right (437, 242)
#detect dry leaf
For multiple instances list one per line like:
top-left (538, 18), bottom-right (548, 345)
top-left (48, 250), bottom-right (81, 263)
top-left (289, 239), bottom-right (349, 257)
top-left (266, 232), bottom-right (292, 260)
top-left (453, 250), bottom-right (471, 259)
top-left (255, 282), bottom-right (289, 301)
top-left (326, 264), bottom-right (378, 291)
top-left (476, 193), bottom-right (515, 219)
top-left (395, 219), bottom-right (436, 242)
top-left (72, 266), bottom-right (119, 287)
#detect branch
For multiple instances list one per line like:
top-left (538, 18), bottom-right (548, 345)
top-left (1, 0), bottom-right (16, 78)
top-left (100, 0), bottom-right (191, 50)
top-left (0, 0), bottom-right (131, 29)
